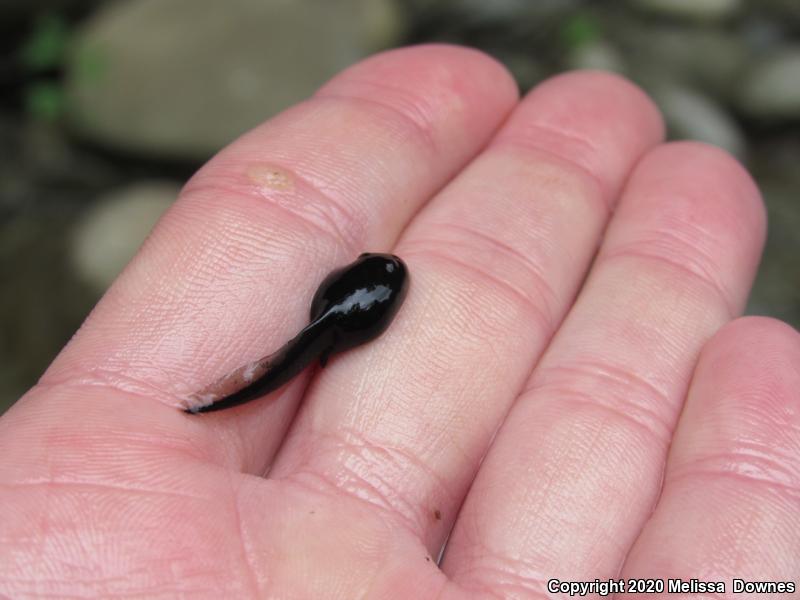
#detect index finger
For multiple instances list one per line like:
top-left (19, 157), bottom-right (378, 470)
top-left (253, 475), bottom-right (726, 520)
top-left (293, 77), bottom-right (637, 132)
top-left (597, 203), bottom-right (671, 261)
top-left (2, 45), bottom-right (518, 475)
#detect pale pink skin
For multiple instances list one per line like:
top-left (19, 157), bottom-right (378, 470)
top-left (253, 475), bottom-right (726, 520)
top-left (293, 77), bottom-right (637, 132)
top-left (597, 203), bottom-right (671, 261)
top-left (1, 45), bottom-right (797, 598)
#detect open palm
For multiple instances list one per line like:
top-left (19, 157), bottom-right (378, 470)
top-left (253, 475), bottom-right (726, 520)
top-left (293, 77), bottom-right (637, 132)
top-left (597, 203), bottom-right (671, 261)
top-left (1, 45), bottom-right (798, 599)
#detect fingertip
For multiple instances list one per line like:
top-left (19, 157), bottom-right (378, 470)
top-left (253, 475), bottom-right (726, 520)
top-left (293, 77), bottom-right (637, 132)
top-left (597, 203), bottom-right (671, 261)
top-left (688, 316), bottom-right (800, 422)
top-left (604, 140), bottom-right (766, 317)
top-left (317, 43), bottom-right (519, 152)
top-left (706, 315), bottom-right (800, 363)
top-left (494, 69), bottom-right (665, 204)
top-left (547, 69), bottom-right (666, 138)
top-left (646, 141), bottom-right (765, 229)
top-left (323, 43), bottom-right (519, 101)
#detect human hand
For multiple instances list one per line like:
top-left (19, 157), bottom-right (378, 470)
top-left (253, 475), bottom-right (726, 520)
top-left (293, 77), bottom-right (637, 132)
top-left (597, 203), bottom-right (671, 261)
top-left (1, 45), bottom-right (797, 598)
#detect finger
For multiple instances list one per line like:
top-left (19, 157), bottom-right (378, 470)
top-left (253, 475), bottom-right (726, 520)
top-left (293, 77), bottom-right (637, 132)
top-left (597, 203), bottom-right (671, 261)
top-left (620, 316), bottom-right (800, 593)
top-left (442, 142), bottom-right (766, 594)
top-left (269, 71), bottom-right (664, 553)
top-left (4, 45), bottom-right (518, 475)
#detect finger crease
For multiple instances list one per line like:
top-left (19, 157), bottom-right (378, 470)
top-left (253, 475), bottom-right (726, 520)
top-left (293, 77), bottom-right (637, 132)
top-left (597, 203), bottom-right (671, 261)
top-left (601, 246), bottom-right (736, 318)
top-left (315, 85), bottom-right (439, 156)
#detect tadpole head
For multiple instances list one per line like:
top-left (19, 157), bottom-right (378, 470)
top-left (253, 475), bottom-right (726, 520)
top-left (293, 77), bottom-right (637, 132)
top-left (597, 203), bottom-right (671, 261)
top-left (309, 253), bottom-right (409, 351)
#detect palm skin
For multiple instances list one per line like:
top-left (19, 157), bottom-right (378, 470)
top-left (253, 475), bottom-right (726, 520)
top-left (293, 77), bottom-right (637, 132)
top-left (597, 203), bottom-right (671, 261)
top-left (1, 45), bottom-right (798, 599)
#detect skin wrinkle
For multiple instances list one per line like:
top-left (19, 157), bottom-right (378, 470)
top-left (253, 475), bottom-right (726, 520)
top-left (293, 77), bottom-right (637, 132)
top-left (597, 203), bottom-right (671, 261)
top-left (503, 119), bottom-right (602, 164)
top-left (153, 188), bottom-right (324, 296)
top-left (314, 91), bottom-right (442, 157)
top-left (571, 417), bottom-right (652, 516)
top-left (312, 51), bottom-right (486, 144)
top-left (674, 440), bottom-right (800, 487)
top-left (540, 389), bottom-right (674, 454)
top-left (59, 253), bottom-right (324, 406)
top-left (186, 91), bottom-right (445, 215)
top-left (616, 206), bottom-right (729, 280)
top-left (667, 464), bottom-right (800, 503)
top-left (43, 266), bottom-right (317, 407)
top-left (0, 480), bottom-right (206, 503)
top-left (528, 359), bottom-right (676, 445)
top-left (453, 551), bottom-right (553, 600)
top-left (279, 426), bottom-right (454, 541)
top-left (601, 245), bottom-right (737, 319)
top-left (226, 473), bottom-right (261, 600)
top-left (273, 470), bottom-right (433, 559)
top-left (458, 455), bottom-right (571, 569)
top-left (179, 180), bottom-right (363, 258)
top-left (15, 383), bottom-right (231, 469)
top-left (35, 371), bottom-right (185, 407)
top-left (2, 579), bottom-right (225, 599)
top-left (490, 139), bottom-right (608, 212)
top-left (401, 247), bottom-right (554, 340)
top-left (419, 220), bottom-right (560, 325)
top-left (433, 269), bottom-right (532, 348)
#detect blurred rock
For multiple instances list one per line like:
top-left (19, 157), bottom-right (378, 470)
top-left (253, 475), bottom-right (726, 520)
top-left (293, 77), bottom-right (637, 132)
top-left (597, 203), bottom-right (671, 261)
top-left (747, 181), bottom-right (800, 326)
top-left (489, 51), bottom-right (547, 91)
top-left (0, 214), bottom-right (97, 412)
top-left (452, 0), bottom-right (577, 21)
top-left (566, 39), bottom-right (626, 73)
top-left (621, 27), bottom-right (746, 97)
top-left (71, 180), bottom-right (179, 291)
top-left (0, 0), bottom-right (95, 22)
top-left (65, 0), bottom-right (404, 159)
top-left (759, 0), bottom-right (800, 24)
top-left (405, 0), bottom-right (576, 22)
top-left (629, 0), bottom-right (741, 21)
top-left (652, 84), bottom-right (746, 158)
top-left (741, 16), bottom-right (786, 52)
top-left (739, 48), bottom-right (800, 118)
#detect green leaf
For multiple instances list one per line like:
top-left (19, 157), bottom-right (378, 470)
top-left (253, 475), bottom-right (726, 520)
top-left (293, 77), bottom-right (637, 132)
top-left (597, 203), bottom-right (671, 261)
top-left (20, 13), bottom-right (72, 71)
top-left (25, 82), bottom-right (64, 121)
top-left (73, 43), bottom-right (109, 83)
top-left (562, 13), bottom-right (601, 49)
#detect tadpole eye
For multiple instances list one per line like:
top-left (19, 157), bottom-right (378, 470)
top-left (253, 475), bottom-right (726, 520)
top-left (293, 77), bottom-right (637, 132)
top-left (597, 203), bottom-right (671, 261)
top-left (385, 262), bottom-right (395, 273)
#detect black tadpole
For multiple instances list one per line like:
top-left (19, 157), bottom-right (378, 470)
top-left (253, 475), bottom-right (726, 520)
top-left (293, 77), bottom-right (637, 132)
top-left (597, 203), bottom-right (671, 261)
top-left (185, 253), bottom-right (409, 414)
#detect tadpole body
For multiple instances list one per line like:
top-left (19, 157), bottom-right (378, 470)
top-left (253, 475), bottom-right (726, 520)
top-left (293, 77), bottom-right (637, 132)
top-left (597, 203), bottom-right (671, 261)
top-left (185, 253), bottom-right (409, 414)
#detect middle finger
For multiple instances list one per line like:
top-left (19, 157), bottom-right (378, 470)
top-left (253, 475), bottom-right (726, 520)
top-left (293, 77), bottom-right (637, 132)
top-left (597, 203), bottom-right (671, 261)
top-left (270, 71), bottom-right (664, 552)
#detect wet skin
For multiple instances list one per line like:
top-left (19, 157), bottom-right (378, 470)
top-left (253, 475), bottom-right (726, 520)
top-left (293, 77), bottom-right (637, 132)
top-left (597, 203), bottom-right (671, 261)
top-left (186, 253), bottom-right (409, 414)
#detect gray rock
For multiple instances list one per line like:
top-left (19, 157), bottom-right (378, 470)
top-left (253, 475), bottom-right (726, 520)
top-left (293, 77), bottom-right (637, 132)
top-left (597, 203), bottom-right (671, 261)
top-left (566, 40), bottom-right (626, 74)
top-left (629, 0), bottom-right (741, 21)
top-left (747, 181), bottom-right (800, 328)
top-left (490, 51), bottom-right (547, 91)
top-left (620, 27), bottom-right (747, 97)
top-left (652, 84), bottom-right (746, 158)
top-left (1, 213), bottom-right (98, 413)
top-left (739, 49), bottom-right (800, 118)
top-left (65, 0), bottom-right (404, 159)
top-left (452, 0), bottom-right (577, 20)
top-left (0, 0), bottom-right (92, 21)
top-left (71, 180), bottom-right (180, 291)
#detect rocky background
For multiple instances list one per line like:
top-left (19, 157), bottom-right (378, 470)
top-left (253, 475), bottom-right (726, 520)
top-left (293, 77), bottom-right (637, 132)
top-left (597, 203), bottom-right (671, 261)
top-left (2, 0), bottom-right (799, 412)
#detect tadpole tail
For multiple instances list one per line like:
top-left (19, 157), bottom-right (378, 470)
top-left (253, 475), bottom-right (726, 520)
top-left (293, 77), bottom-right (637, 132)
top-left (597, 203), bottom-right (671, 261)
top-left (185, 318), bottom-right (333, 414)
